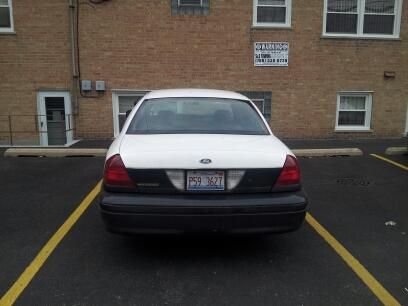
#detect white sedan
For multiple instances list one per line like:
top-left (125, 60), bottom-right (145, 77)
top-left (100, 89), bottom-right (307, 234)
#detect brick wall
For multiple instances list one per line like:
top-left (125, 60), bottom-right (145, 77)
top-left (0, 1), bottom-right (72, 144)
top-left (1, 0), bottom-right (407, 142)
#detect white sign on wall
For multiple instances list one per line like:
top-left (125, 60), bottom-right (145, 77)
top-left (254, 42), bottom-right (289, 67)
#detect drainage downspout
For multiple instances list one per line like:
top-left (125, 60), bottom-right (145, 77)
top-left (68, 0), bottom-right (79, 115)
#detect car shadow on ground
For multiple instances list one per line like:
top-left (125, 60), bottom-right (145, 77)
top-left (106, 231), bottom-right (302, 263)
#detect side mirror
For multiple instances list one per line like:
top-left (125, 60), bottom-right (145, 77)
top-left (125, 110), bottom-right (132, 118)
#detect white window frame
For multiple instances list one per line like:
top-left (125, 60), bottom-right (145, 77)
top-left (253, 0), bottom-right (292, 28)
top-left (112, 90), bottom-right (150, 137)
top-left (178, 0), bottom-right (203, 7)
top-left (335, 92), bottom-right (373, 131)
top-left (0, 0), bottom-right (14, 33)
top-left (323, 0), bottom-right (403, 39)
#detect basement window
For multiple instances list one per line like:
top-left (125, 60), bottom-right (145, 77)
top-left (0, 0), bottom-right (14, 33)
top-left (239, 91), bottom-right (272, 121)
top-left (178, 0), bottom-right (202, 6)
top-left (253, 0), bottom-right (292, 28)
top-left (323, 0), bottom-right (403, 38)
top-left (172, 0), bottom-right (210, 15)
top-left (335, 92), bottom-right (372, 131)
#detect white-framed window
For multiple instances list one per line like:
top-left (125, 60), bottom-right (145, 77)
top-left (0, 0), bottom-right (14, 33)
top-left (112, 91), bottom-right (149, 136)
top-left (178, 0), bottom-right (202, 6)
top-left (253, 0), bottom-right (292, 27)
top-left (335, 92), bottom-right (373, 131)
top-left (172, 0), bottom-right (209, 15)
top-left (323, 0), bottom-right (403, 38)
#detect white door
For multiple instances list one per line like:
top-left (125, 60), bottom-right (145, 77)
top-left (112, 91), bottom-right (148, 137)
top-left (37, 91), bottom-right (73, 146)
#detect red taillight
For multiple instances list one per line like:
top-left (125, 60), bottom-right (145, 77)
top-left (103, 154), bottom-right (135, 188)
top-left (274, 155), bottom-right (301, 189)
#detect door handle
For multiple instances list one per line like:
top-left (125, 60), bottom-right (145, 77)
top-left (41, 121), bottom-right (44, 127)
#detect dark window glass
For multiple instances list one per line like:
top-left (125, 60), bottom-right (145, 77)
top-left (363, 15), bottom-right (394, 34)
top-left (172, 0), bottom-right (209, 15)
top-left (45, 97), bottom-right (65, 110)
top-left (326, 13), bottom-right (358, 33)
top-left (257, 7), bottom-right (286, 23)
top-left (338, 111), bottom-right (365, 125)
top-left (127, 98), bottom-right (269, 135)
top-left (179, 0), bottom-right (201, 6)
top-left (0, 7), bottom-right (11, 28)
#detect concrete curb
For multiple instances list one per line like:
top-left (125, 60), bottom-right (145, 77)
top-left (385, 147), bottom-right (408, 156)
top-left (4, 148), bottom-right (108, 157)
top-left (292, 148), bottom-right (363, 157)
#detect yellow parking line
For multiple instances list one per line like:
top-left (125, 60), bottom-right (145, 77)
top-left (306, 213), bottom-right (401, 306)
top-left (370, 154), bottom-right (408, 171)
top-left (0, 180), bottom-right (102, 306)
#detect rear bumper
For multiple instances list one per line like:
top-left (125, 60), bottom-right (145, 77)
top-left (100, 191), bottom-right (308, 235)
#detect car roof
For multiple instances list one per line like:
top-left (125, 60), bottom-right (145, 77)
top-left (143, 89), bottom-right (251, 101)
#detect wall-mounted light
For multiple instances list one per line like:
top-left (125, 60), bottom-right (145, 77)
top-left (384, 71), bottom-right (396, 79)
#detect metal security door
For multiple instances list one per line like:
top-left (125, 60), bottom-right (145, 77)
top-left (37, 92), bottom-right (73, 146)
top-left (45, 97), bottom-right (66, 145)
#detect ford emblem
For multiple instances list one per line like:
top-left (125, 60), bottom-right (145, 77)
top-left (200, 158), bottom-right (212, 164)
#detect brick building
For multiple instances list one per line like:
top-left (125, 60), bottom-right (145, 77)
top-left (0, 0), bottom-right (407, 146)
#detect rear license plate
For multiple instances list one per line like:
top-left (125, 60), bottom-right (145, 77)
top-left (187, 171), bottom-right (225, 191)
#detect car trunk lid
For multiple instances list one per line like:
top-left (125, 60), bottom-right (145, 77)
top-left (119, 134), bottom-right (290, 169)
top-left (116, 134), bottom-right (293, 193)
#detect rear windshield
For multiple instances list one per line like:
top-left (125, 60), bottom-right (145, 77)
top-left (126, 97), bottom-right (269, 135)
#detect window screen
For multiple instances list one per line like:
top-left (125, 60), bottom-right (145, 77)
top-left (324, 0), bottom-right (399, 37)
top-left (338, 96), bottom-right (366, 125)
top-left (336, 93), bottom-right (372, 130)
top-left (179, 0), bottom-right (202, 6)
top-left (363, 0), bottom-right (395, 34)
top-left (326, 0), bottom-right (358, 33)
top-left (255, 0), bottom-right (290, 25)
top-left (172, 0), bottom-right (209, 15)
top-left (0, 0), bottom-right (11, 29)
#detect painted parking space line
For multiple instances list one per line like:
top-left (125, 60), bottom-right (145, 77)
top-left (370, 154), bottom-right (408, 171)
top-left (306, 213), bottom-right (401, 306)
top-left (0, 180), bottom-right (102, 306)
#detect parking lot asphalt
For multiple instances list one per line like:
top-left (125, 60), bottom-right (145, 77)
top-left (301, 154), bottom-right (408, 304)
top-left (0, 157), bottom-right (104, 300)
top-left (0, 153), bottom-right (407, 305)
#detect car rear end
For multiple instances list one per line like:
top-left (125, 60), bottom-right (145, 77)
top-left (99, 90), bottom-right (307, 234)
top-left (100, 148), bottom-right (307, 234)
